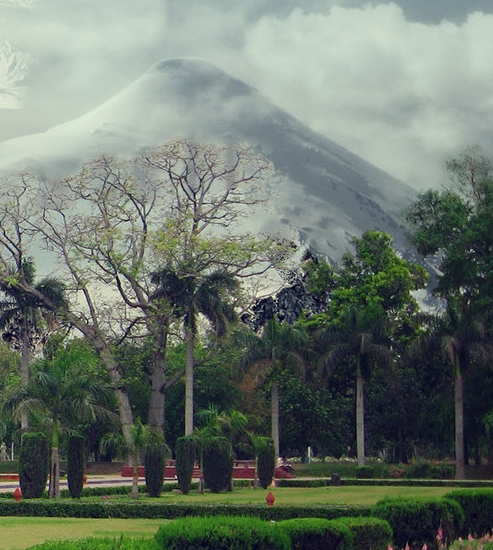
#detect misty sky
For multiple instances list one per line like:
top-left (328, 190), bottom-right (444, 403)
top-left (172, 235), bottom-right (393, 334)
top-left (1, 0), bottom-right (493, 188)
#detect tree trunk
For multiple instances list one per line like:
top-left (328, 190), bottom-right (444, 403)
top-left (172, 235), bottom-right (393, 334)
top-left (184, 326), bottom-right (195, 436)
top-left (130, 452), bottom-right (139, 499)
top-left (356, 362), bottom-right (365, 467)
top-left (148, 352), bottom-right (167, 434)
top-left (48, 422), bottom-right (60, 498)
top-left (455, 364), bottom-right (465, 480)
top-left (271, 380), bottom-right (280, 459)
top-left (20, 316), bottom-right (30, 430)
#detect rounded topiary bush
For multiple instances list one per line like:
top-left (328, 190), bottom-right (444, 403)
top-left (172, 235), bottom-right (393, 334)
top-left (277, 517), bottom-right (354, 550)
top-left (203, 437), bottom-right (233, 493)
top-left (19, 432), bottom-right (49, 499)
top-left (446, 489), bottom-right (493, 538)
top-left (372, 497), bottom-right (464, 549)
top-left (155, 515), bottom-right (290, 550)
top-left (337, 516), bottom-right (393, 550)
top-left (175, 436), bottom-right (196, 495)
top-left (257, 438), bottom-right (275, 489)
top-left (67, 434), bottom-right (85, 499)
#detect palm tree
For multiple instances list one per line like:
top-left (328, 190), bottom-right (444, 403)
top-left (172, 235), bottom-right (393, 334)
top-left (439, 304), bottom-right (488, 480)
top-left (317, 306), bottom-right (392, 466)
top-left (193, 404), bottom-right (247, 493)
top-left (4, 341), bottom-right (114, 497)
top-left (151, 267), bottom-right (238, 436)
top-left (240, 318), bottom-right (308, 459)
top-left (0, 258), bottom-right (67, 430)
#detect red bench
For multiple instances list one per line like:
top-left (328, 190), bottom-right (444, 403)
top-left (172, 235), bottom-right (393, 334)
top-left (121, 459), bottom-right (295, 479)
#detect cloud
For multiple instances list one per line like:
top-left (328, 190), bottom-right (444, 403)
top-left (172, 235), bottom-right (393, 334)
top-left (232, 4), bottom-right (493, 187)
top-left (2, 0), bottom-right (493, 191)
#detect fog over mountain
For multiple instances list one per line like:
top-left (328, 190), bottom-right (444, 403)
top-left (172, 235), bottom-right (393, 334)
top-left (0, 58), bottom-right (416, 261)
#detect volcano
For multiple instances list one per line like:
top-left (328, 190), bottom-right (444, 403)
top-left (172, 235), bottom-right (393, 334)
top-left (0, 58), bottom-right (415, 260)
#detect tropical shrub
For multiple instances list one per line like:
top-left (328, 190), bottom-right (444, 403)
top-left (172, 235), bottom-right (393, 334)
top-left (19, 432), bottom-right (49, 499)
top-left (356, 465), bottom-right (375, 479)
top-left (67, 435), bottom-right (85, 499)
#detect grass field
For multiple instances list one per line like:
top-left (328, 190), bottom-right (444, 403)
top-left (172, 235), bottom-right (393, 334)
top-left (0, 484), bottom-right (458, 549)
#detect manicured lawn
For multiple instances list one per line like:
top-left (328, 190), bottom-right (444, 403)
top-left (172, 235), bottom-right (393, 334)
top-left (0, 484), bottom-right (459, 548)
top-left (85, 484), bottom-right (453, 506)
top-left (0, 517), bottom-right (163, 550)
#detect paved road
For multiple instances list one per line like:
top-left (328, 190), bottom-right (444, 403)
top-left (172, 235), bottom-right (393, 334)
top-left (0, 475), bottom-right (149, 493)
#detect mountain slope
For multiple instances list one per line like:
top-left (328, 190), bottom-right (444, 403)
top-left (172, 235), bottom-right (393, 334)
top-left (0, 58), bottom-right (415, 260)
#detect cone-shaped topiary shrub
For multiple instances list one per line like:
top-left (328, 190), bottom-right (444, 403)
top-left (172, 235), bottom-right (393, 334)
top-left (67, 434), bottom-right (85, 499)
top-left (19, 432), bottom-right (49, 499)
top-left (203, 437), bottom-right (233, 493)
top-left (175, 436), bottom-right (196, 495)
top-left (257, 438), bottom-right (275, 489)
top-left (145, 441), bottom-right (167, 498)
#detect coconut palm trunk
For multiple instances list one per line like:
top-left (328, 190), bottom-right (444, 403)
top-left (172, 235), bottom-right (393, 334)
top-left (20, 320), bottom-right (30, 430)
top-left (184, 324), bottom-right (195, 436)
top-left (455, 357), bottom-right (465, 480)
top-left (48, 419), bottom-right (60, 499)
top-left (355, 359), bottom-right (365, 467)
top-left (271, 380), bottom-right (280, 460)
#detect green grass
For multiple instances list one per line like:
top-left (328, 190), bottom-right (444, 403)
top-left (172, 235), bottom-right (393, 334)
top-left (0, 517), bottom-right (164, 550)
top-left (0, 484), bottom-right (458, 549)
top-left (81, 484), bottom-right (453, 507)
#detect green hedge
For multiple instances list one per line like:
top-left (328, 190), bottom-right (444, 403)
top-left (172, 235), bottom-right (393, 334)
top-left (155, 515), bottom-right (290, 550)
top-left (0, 499), bottom-right (371, 520)
top-left (337, 516), bottom-right (393, 550)
top-left (446, 489), bottom-right (493, 538)
top-left (372, 497), bottom-right (464, 549)
top-left (277, 517), bottom-right (353, 550)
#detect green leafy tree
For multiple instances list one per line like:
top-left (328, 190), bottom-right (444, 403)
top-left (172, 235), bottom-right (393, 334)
top-left (303, 231), bottom-right (426, 465)
top-left (405, 148), bottom-right (493, 476)
top-left (4, 341), bottom-right (114, 497)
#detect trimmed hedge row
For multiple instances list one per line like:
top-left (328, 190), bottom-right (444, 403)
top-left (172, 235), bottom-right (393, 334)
top-left (29, 515), bottom-right (393, 550)
top-left (0, 499), bottom-right (371, 520)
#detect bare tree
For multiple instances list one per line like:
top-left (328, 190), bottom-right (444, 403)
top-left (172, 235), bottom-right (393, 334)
top-left (0, 141), bottom-right (291, 445)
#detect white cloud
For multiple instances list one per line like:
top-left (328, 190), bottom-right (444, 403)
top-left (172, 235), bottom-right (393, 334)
top-left (230, 4), bottom-right (493, 187)
top-left (2, 1), bottom-right (493, 190)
